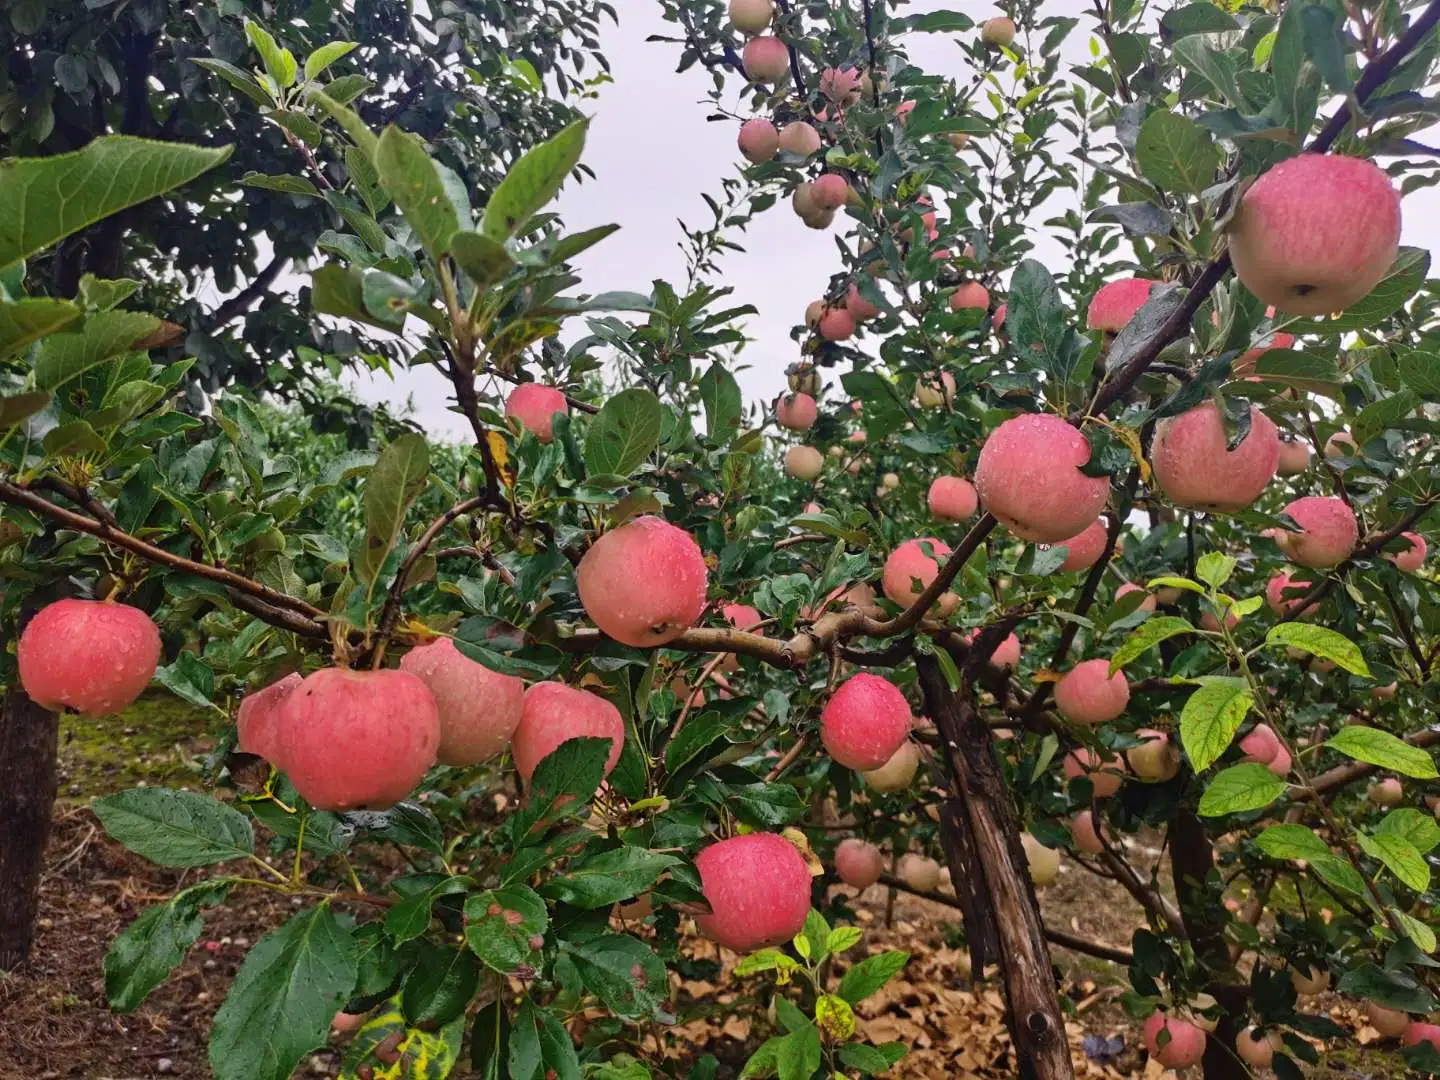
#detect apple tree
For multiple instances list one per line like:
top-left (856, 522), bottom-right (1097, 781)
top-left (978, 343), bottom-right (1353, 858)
top-left (3, 1), bottom-right (1440, 1079)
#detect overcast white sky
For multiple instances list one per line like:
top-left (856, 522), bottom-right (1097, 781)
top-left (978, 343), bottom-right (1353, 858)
top-left (345, 1), bottom-right (1439, 441)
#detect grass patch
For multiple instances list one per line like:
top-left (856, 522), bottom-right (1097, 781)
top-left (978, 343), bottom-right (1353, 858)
top-left (56, 693), bottom-right (217, 799)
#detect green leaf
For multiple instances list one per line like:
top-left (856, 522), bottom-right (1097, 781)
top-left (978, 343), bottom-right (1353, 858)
top-left (1376, 809), bottom-right (1440, 855)
top-left (1397, 350), bottom-right (1440, 400)
top-left (1264, 624), bottom-right (1370, 677)
top-left (1198, 763), bottom-right (1287, 817)
top-left (0, 297), bottom-right (82, 358)
top-left (0, 390), bottom-right (52, 426)
top-left (312, 264), bottom-right (405, 332)
top-left (1195, 552), bottom-right (1236, 589)
top-left (1325, 727), bottom-right (1438, 780)
top-left (244, 19), bottom-right (297, 89)
top-left (827, 926), bottom-right (864, 954)
top-left (1394, 911), bottom-right (1438, 955)
top-left (1135, 110), bottom-right (1222, 195)
top-left (584, 388), bottom-right (663, 477)
top-left (1352, 390), bottom-right (1423, 448)
top-left (1145, 575), bottom-right (1204, 595)
top-left (307, 88), bottom-right (379, 160)
top-left (209, 905), bottom-right (358, 1080)
top-left (1109, 616), bottom-right (1194, 673)
top-left (543, 848), bottom-right (680, 909)
top-left (375, 126), bottom-right (464, 260)
top-left (838, 1042), bottom-right (907, 1074)
top-left (837, 950), bottom-right (909, 1004)
top-left (1337, 964), bottom-right (1436, 1013)
top-left (568, 934), bottom-right (669, 1020)
top-left (727, 783), bottom-right (808, 828)
top-left (1173, 36), bottom-right (1244, 104)
top-left (1008, 259), bottom-right (1088, 394)
top-left (1310, 854), bottom-right (1368, 898)
top-left (324, 75), bottom-right (373, 106)
top-left (402, 942), bottom-right (480, 1028)
top-left (106, 881), bottom-right (232, 1011)
top-left (93, 789), bottom-right (255, 868)
top-left (795, 909), bottom-right (830, 963)
top-left (1311, 247), bottom-right (1430, 332)
top-left (1180, 677), bottom-right (1254, 772)
top-left (776, 1025), bottom-right (821, 1080)
top-left (698, 362), bottom-right (743, 442)
top-left (34, 310), bottom-right (161, 392)
top-left (1160, 3), bottom-right (1241, 36)
top-left (1300, 5), bottom-right (1351, 94)
top-left (360, 433), bottom-right (429, 587)
top-left (305, 41), bottom-right (358, 81)
top-left (77, 275), bottom-right (142, 311)
top-left (154, 653), bottom-right (220, 712)
top-left (741, 1038), bottom-right (783, 1079)
top-left (241, 171), bottom-right (322, 197)
top-left (1359, 832), bottom-right (1430, 892)
top-left (453, 617), bottom-right (563, 679)
top-left (508, 737), bottom-right (613, 842)
top-left (1255, 824), bottom-right (1331, 862)
top-left (43, 420), bottom-right (107, 458)
top-left (482, 118), bottom-right (589, 241)
top-left (464, 886), bottom-right (548, 974)
top-left (190, 59), bottom-right (274, 107)
top-left (0, 137), bottom-right (231, 271)
top-left (450, 231), bottom-right (515, 288)
top-left (471, 999), bottom-right (510, 1079)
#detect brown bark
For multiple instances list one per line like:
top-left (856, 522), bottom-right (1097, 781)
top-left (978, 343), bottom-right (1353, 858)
top-left (918, 655), bottom-right (1074, 1080)
top-left (0, 687), bottom-right (59, 971)
top-left (1169, 809), bottom-right (1249, 1080)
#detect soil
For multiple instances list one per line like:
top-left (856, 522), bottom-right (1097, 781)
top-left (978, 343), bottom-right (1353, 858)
top-left (0, 698), bottom-right (1413, 1080)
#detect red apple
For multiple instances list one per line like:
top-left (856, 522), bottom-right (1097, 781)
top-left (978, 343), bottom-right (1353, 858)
top-left (928, 476), bottom-right (978, 522)
top-left (1387, 531), bottom-right (1427, 573)
top-left (1054, 659), bottom-right (1130, 725)
top-left (742, 36), bottom-right (790, 83)
top-left (738, 118), bottom-right (779, 164)
top-left (1274, 496), bottom-right (1358, 568)
top-left (512, 682), bottom-right (624, 783)
top-left (1052, 519), bottom-right (1109, 572)
top-left (695, 833), bottom-right (812, 951)
top-left (577, 515), bottom-right (708, 648)
top-left (236, 673), bottom-right (303, 765)
top-left (398, 637), bottom-right (524, 766)
top-left (785, 445), bottom-right (824, 481)
top-left (974, 413), bottom-right (1111, 543)
top-left (862, 740), bottom-right (922, 792)
top-left (1087, 278), bottom-right (1154, 333)
top-left (1150, 402), bottom-right (1280, 513)
top-left (776, 392), bottom-right (817, 431)
top-left (834, 838), bottom-right (885, 888)
top-left (1063, 747), bottom-right (1126, 798)
top-left (1143, 1012), bottom-right (1207, 1069)
top-left (1127, 729), bottom-right (1180, 782)
top-left (505, 383), bottom-right (569, 444)
top-left (821, 673), bottom-right (912, 771)
top-left (18, 599), bottom-right (162, 716)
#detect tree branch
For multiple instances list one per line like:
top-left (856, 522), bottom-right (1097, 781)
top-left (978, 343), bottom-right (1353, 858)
top-left (207, 254), bottom-right (289, 331)
top-left (374, 495), bottom-right (490, 644)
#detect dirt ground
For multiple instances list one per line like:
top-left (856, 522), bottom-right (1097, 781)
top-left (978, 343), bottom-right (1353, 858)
top-left (0, 700), bottom-right (1413, 1080)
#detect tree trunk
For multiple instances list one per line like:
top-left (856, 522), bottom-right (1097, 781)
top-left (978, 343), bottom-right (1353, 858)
top-left (1170, 809), bottom-right (1249, 1080)
top-left (0, 687), bottom-right (59, 971)
top-left (917, 655), bottom-right (1074, 1080)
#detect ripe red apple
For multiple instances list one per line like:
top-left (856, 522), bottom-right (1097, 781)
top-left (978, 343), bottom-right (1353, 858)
top-left (331, 1010), bottom-right (368, 1034)
top-left (578, 515), bottom-right (707, 648)
top-left (895, 99), bottom-right (916, 125)
top-left (1367, 1001), bottom-right (1409, 1037)
top-left (512, 681), bottom-right (624, 783)
top-left (819, 65), bottom-right (862, 105)
top-left (18, 598), bottom-right (162, 716)
top-left (728, 0), bottom-right (775, 34)
top-left (1063, 747), bottom-right (1126, 798)
top-left (1115, 582), bottom-right (1156, 613)
top-left (1022, 833), bottom-right (1060, 886)
top-left (1150, 402), bottom-right (1280, 513)
top-left (786, 445), bottom-right (824, 481)
top-left (235, 673), bottom-right (303, 765)
top-left (992, 302), bottom-right (1007, 333)
top-left (737, 118), bottom-right (779, 164)
top-left (1054, 659), bottom-right (1130, 725)
top-left (1404, 1022), bottom-right (1440, 1052)
top-left (898, 852), bottom-right (941, 891)
top-left (776, 392), bottom-right (817, 431)
top-left (398, 637), bottom-right (525, 766)
top-left (1127, 729), bottom-right (1180, 782)
top-left (1051, 519), bottom-right (1108, 573)
top-left (1324, 430), bottom-right (1358, 458)
top-left (505, 383), bottom-right (569, 444)
top-left (1369, 777), bottom-right (1404, 806)
top-left (820, 673), bottom-right (912, 770)
top-left (1275, 496), bottom-right (1358, 568)
top-left (1143, 1012), bottom-right (1207, 1069)
top-left (1265, 745), bottom-right (1293, 778)
top-left (949, 281), bottom-right (990, 312)
top-left (1239, 723), bottom-right (1283, 766)
top-left (1387, 531), bottom-right (1427, 572)
top-left (981, 17), bottom-right (1017, 46)
top-left (974, 413), bottom-right (1111, 543)
top-left (928, 476), bottom-right (978, 521)
top-left (1276, 439), bottom-right (1311, 476)
top-left (742, 35), bottom-right (790, 83)
top-left (1228, 153), bottom-right (1401, 317)
top-left (834, 838), bottom-right (885, 888)
top-left (882, 537), bottom-right (955, 611)
top-left (696, 833), bottom-right (811, 951)
top-left (1086, 278), bottom-right (1154, 333)
top-left (721, 603), bottom-right (763, 632)
top-left (862, 740), bottom-right (922, 792)
top-left (778, 121), bottom-right (821, 156)
top-left (1199, 608), bottom-right (1240, 632)
top-left (845, 282), bottom-right (881, 322)
top-left (818, 306), bottom-right (855, 341)
top-left (1265, 571), bottom-right (1318, 618)
top-left (1071, 810), bottom-right (1107, 854)
top-left (1235, 1027), bottom-right (1280, 1068)
top-left (1290, 964), bottom-right (1329, 996)
top-left (279, 668), bottom-right (440, 811)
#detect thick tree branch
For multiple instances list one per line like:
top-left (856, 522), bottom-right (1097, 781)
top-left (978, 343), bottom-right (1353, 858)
top-left (1310, 727), bottom-right (1440, 796)
top-left (0, 479), bottom-right (327, 631)
top-left (374, 495), bottom-right (490, 643)
top-left (207, 254), bottom-right (289, 330)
